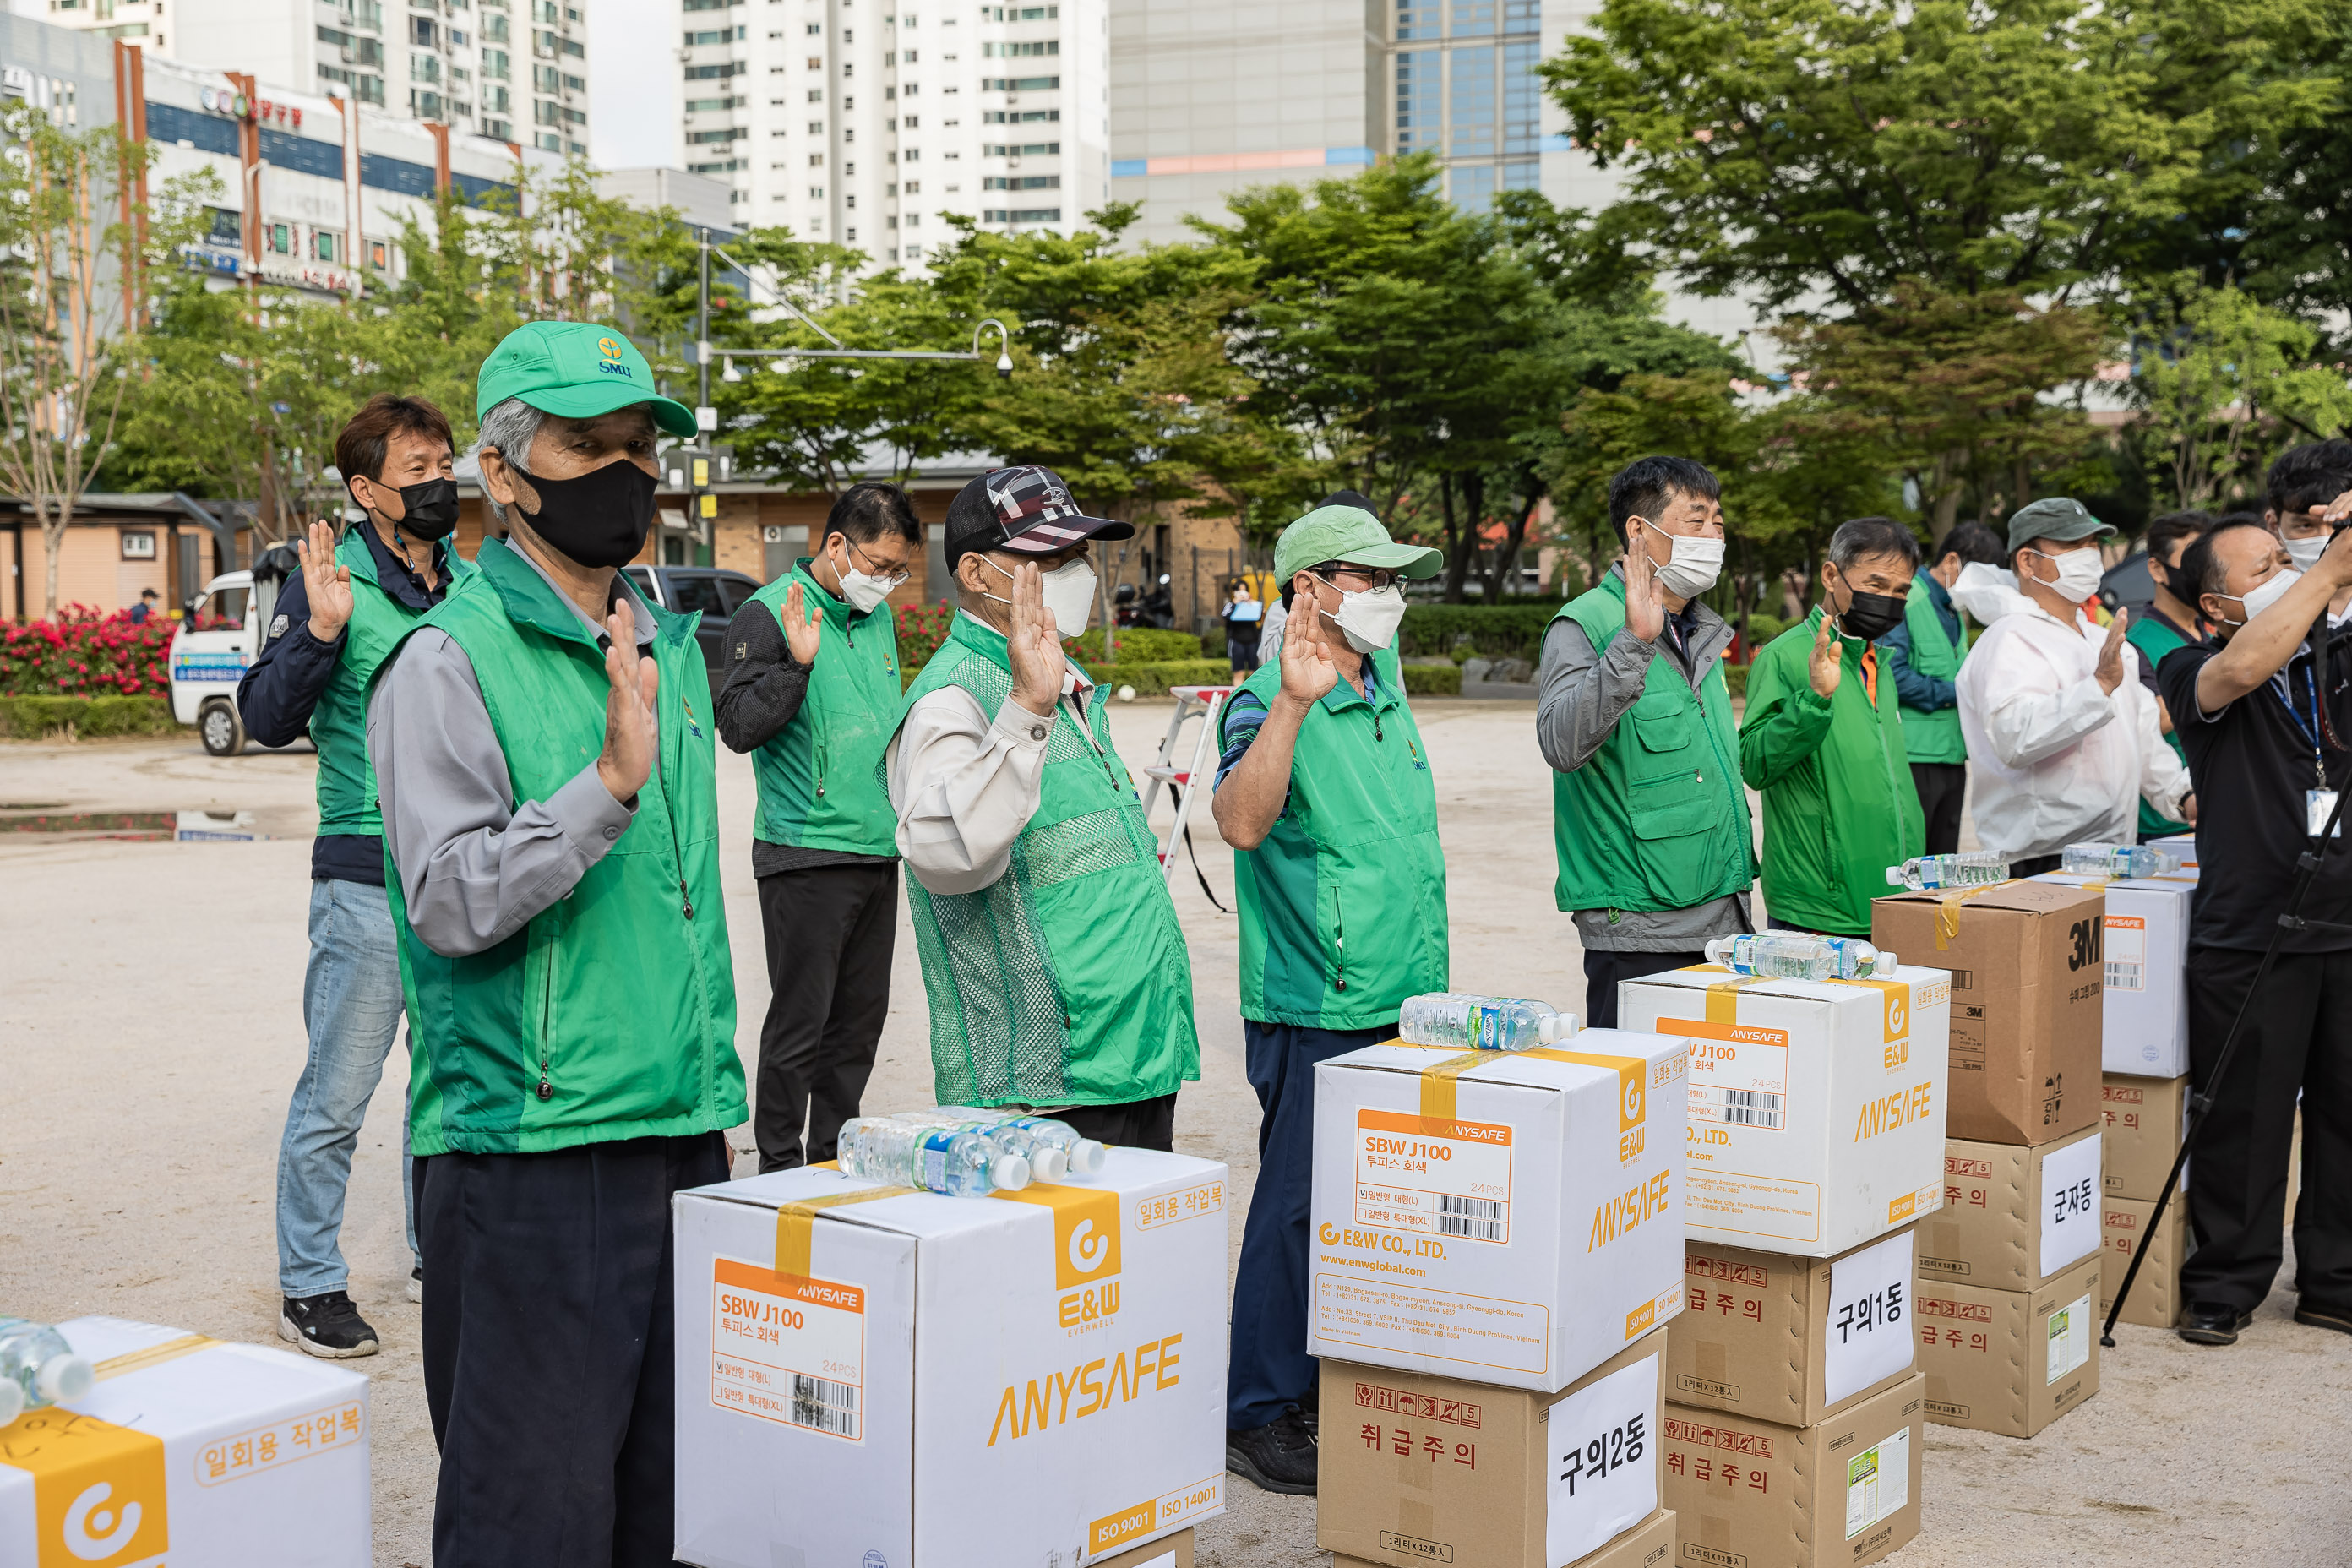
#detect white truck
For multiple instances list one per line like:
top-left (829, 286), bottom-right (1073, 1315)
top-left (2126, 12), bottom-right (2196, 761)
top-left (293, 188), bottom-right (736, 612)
top-left (167, 570), bottom-right (260, 755)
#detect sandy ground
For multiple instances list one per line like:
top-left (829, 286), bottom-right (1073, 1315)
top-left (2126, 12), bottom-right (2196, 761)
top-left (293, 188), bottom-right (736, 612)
top-left (2, 700), bottom-right (2345, 1568)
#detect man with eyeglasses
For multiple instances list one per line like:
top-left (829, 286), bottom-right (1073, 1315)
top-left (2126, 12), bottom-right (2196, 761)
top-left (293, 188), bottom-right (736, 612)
top-left (1213, 496), bottom-right (1447, 1498)
top-left (717, 482), bottom-right (923, 1172)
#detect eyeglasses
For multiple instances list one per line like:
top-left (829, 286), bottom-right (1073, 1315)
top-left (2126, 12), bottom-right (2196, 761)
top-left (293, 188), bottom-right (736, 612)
top-left (842, 534), bottom-right (912, 588)
top-left (1310, 564), bottom-right (1402, 592)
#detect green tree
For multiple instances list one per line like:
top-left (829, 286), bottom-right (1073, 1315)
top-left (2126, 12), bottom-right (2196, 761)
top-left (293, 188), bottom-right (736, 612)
top-left (2131, 281), bottom-right (2352, 510)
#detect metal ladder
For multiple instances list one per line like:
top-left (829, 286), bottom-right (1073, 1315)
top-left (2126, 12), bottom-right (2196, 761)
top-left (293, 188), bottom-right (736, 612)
top-left (1137, 683), bottom-right (1232, 891)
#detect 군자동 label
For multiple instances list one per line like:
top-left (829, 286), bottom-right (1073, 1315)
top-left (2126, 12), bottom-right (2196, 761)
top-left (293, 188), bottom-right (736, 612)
top-left (1844, 1426), bottom-right (1910, 1539)
top-left (1668, 1018), bottom-right (1791, 1133)
top-left (2104, 915), bottom-right (2147, 992)
top-left (1355, 1108), bottom-right (1513, 1244)
top-left (710, 1256), bottom-right (866, 1441)
top-left (2039, 1136), bottom-right (2104, 1279)
top-left (2046, 1292), bottom-right (2092, 1384)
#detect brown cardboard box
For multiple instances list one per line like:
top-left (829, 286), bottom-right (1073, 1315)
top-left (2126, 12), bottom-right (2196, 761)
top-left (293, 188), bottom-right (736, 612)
top-left (1661, 1374), bottom-right (1924, 1568)
top-left (1871, 880), bottom-right (2105, 1145)
top-left (1319, 1336), bottom-right (1664, 1568)
top-left (1669, 1227), bottom-right (1918, 1428)
top-left (1915, 1255), bottom-right (2102, 1437)
top-left (1921, 1127), bottom-right (2104, 1293)
top-left (2102, 1073), bottom-right (2189, 1200)
top-left (2101, 1195), bottom-right (2188, 1330)
top-left (1331, 1509), bottom-right (1677, 1568)
top-left (1092, 1527), bottom-right (1195, 1568)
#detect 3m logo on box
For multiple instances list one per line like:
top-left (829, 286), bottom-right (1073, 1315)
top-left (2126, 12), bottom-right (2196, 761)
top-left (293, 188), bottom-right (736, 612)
top-left (1662, 1416), bottom-right (1774, 1457)
top-left (3, 1408), bottom-right (172, 1568)
top-left (1351, 1381), bottom-right (1484, 1429)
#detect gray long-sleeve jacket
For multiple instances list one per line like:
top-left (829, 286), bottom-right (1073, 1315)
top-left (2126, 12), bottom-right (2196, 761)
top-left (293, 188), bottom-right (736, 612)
top-left (1535, 571), bottom-right (1753, 953)
top-left (367, 544), bottom-right (651, 959)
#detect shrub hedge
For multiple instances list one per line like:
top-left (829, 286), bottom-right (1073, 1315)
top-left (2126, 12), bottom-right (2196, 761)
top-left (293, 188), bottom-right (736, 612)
top-left (1397, 602), bottom-right (1566, 661)
top-left (1401, 663), bottom-right (1464, 696)
top-left (0, 694), bottom-right (177, 738)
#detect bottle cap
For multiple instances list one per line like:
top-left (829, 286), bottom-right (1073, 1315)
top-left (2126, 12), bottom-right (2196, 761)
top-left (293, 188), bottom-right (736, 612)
top-left (1885, 865), bottom-right (1903, 885)
top-left (992, 1153), bottom-right (1032, 1192)
top-left (0, 1380), bottom-right (20, 1428)
top-left (35, 1353), bottom-right (92, 1404)
top-left (1538, 1012), bottom-right (1571, 1045)
top-left (1034, 1147), bottom-right (1070, 1183)
top-left (1068, 1140), bottom-right (1108, 1178)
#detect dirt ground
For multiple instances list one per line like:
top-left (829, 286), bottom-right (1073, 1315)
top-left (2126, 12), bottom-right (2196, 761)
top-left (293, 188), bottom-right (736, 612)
top-left (2, 700), bottom-right (2344, 1568)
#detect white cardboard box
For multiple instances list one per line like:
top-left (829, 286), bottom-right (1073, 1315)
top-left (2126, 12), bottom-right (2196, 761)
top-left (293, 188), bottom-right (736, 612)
top-left (0, 1315), bottom-right (371, 1567)
top-left (2146, 834), bottom-right (2199, 881)
top-left (672, 1151), bottom-right (1229, 1567)
top-left (1307, 1029), bottom-right (1690, 1394)
top-left (1616, 962), bottom-right (1952, 1260)
top-left (2032, 872), bottom-right (2193, 1077)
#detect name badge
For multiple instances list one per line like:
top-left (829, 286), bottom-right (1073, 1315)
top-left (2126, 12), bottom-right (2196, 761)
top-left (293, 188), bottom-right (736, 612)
top-left (2308, 789), bottom-right (2342, 838)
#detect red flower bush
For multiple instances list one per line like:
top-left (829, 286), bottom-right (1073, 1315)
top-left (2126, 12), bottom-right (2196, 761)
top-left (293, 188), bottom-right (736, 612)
top-left (895, 601), bottom-right (956, 670)
top-left (0, 606), bottom-right (175, 697)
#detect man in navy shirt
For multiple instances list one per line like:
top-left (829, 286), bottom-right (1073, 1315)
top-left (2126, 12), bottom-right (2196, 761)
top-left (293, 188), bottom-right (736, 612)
top-left (237, 394), bottom-right (466, 1358)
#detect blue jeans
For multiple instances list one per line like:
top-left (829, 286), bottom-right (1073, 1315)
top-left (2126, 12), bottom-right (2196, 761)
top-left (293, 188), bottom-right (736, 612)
top-left (1226, 1018), bottom-right (1396, 1432)
top-left (277, 877), bottom-right (417, 1298)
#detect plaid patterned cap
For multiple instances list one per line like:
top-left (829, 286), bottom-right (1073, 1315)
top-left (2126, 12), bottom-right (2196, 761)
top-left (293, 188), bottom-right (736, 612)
top-left (945, 465), bottom-right (1134, 564)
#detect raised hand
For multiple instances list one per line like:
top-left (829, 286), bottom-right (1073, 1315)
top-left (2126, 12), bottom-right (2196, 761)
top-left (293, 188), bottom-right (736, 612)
top-left (1279, 592), bottom-right (1340, 707)
top-left (782, 580), bottom-right (823, 666)
top-left (2094, 606), bottom-right (2130, 695)
top-left (1005, 560), bottom-right (1068, 716)
top-left (596, 606), bottom-right (661, 803)
top-left (297, 518), bottom-right (355, 642)
top-left (1807, 607), bottom-right (1843, 699)
top-left (1625, 532), bottom-right (1664, 644)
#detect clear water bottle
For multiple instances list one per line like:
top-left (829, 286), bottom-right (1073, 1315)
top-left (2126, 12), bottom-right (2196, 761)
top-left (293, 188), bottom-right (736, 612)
top-left (1706, 933), bottom-right (1895, 981)
top-left (2061, 842), bottom-right (2181, 879)
top-left (1886, 852), bottom-right (2011, 891)
top-left (0, 1318), bottom-right (94, 1427)
top-left (935, 1108), bottom-right (1108, 1182)
top-left (836, 1116), bottom-right (1030, 1196)
top-left (1397, 993), bottom-right (1574, 1052)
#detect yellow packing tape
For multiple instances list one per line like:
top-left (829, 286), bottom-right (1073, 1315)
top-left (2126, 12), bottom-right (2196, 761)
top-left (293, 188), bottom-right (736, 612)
top-left (1705, 974), bottom-right (1761, 1024)
top-left (92, 1335), bottom-right (216, 1383)
top-left (773, 1185), bottom-right (917, 1278)
top-left (1415, 1050), bottom-right (1494, 1130)
top-left (1930, 881), bottom-right (2016, 946)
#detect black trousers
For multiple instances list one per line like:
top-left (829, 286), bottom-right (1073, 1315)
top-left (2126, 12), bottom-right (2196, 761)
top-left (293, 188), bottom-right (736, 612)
top-left (1583, 947), bottom-right (1708, 1030)
top-left (2011, 852), bottom-right (2063, 877)
top-left (1911, 762), bottom-right (1968, 857)
top-left (754, 863), bottom-right (899, 1173)
top-left (416, 1131), bottom-right (730, 1568)
top-left (2181, 945), bottom-right (2352, 1312)
top-left (1054, 1091), bottom-right (1179, 1152)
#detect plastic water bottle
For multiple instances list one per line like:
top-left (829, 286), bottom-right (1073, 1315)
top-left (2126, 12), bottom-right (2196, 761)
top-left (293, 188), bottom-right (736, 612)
top-left (1397, 993), bottom-right (1574, 1051)
top-left (1886, 852), bottom-right (2011, 891)
top-left (0, 1318), bottom-right (94, 1427)
top-left (934, 1108), bottom-right (1108, 1182)
top-left (1706, 933), bottom-right (1895, 981)
top-left (2061, 842), bottom-right (2181, 879)
top-left (836, 1116), bottom-right (1030, 1196)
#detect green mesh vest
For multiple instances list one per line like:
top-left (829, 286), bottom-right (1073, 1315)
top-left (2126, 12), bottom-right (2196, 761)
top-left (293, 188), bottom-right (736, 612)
top-left (378, 538), bottom-right (746, 1156)
top-left (311, 526), bottom-right (472, 838)
top-left (896, 613), bottom-right (1200, 1108)
top-left (1896, 572), bottom-right (1968, 765)
top-left (745, 560), bottom-right (901, 857)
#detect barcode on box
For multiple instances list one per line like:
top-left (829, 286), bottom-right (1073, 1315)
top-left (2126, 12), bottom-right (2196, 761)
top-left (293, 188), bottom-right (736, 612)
top-left (2104, 962), bottom-right (2142, 991)
top-left (791, 1375), bottom-right (859, 1440)
top-left (1438, 1195), bottom-right (1505, 1241)
top-left (1723, 1089), bottom-right (1783, 1129)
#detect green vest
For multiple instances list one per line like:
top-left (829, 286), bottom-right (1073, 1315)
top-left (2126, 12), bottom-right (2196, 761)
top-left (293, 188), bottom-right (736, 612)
top-left (1897, 571), bottom-right (1968, 764)
top-left (2128, 611), bottom-right (2194, 836)
top-left (379, 538), bottom-right (746, 1156)
top-left (896, 614), bottom-right (1200, 1108)
top-left (1550, 577), bottom-right (1755, 914)
top-left (746, 560), bottom-right (902, 857)
top-left (1232, 646), bottom-right (1449, 1029)
top-left (312, 527), bottom-right (472, 838)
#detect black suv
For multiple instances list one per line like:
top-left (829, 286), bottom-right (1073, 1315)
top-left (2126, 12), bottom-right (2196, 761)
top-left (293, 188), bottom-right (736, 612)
top-left (623, 566), bottom-right (767, 698)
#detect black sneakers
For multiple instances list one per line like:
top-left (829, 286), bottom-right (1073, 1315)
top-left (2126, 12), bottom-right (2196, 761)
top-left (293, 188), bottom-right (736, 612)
top-left (2177, 1301), bottom-right (2255, 1346)
top-left (1228, 1407), bottom-right (1318, 1495)
top-left (406, 1266), bottom-right (423, 1305)
top-left (280, 1292), bottom-right (381, 1359)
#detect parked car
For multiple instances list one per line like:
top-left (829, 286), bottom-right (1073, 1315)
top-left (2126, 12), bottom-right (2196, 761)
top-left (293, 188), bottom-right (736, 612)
top-left (169, 571), bottom-right (259, 755)
top-left (622, 565), bottom-right (768, 699)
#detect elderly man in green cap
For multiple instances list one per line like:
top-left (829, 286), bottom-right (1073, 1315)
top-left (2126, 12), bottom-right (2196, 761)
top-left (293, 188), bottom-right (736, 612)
top-left (1211, 492), bottom-right (1446, 1497)
top-left (367, 321), bottom-right (748, 1567)
top-left (1952, 495), bottom-right (2193, 875)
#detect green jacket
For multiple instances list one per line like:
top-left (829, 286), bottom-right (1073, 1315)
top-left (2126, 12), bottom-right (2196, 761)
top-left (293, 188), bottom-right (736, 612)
top-left (380, 539), bottom-right (746, 1156)
top-left (2127, 610), bottom-right (2194, 837)
top-left (897, 614), bottom-right (1200, 1107)
top-left (312, 527), bottom-right (472, 837)
top-left (1549, 576), bottom-right (1755, 914)
top-left (1232, 646), bottom-right (1449, 1029)
top-left (1740, 607), bottom-right (1924, 937)
top-left (1894, 570), bottom-right (1968, 765)
top-left (745, 560), bottom-right (901, 856)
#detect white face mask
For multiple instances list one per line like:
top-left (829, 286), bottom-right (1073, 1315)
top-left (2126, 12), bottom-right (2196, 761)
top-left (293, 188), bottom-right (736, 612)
top-left (2218, 567), bottom-right (2301, 628)
top-left (830, 537), bottom-right (907, 615)
top-left (1636, 518), bottom-right (1725, 599)
top-left (2283, 533), bottom-right (2328, 572)
top-left (982, 554), bottom-right (1097, 635)
top-left (1314, 576), bottom-right (1407, 654)
top-left (2025, 545), bottom-right (2106, 605)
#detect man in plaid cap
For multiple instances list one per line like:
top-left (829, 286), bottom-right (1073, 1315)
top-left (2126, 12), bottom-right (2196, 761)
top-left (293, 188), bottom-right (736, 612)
top-left (883, 465), bottom-right (1201, 1149)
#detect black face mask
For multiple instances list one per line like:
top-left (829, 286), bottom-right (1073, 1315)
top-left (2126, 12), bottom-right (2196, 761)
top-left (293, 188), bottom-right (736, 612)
top-left (390, 476), bottom-right (460, 541)
top-left (1836, 589), bottom-right (1908, 642)
top-left (511, 458), bottom-right (658, 569)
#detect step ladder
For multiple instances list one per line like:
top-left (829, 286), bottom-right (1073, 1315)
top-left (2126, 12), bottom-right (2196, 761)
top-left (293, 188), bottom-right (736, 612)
top-left (1138, 683), bottom-right (1232, 891)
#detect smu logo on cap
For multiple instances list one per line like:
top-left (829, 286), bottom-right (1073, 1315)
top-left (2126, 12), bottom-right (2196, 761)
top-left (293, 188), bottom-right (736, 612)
top-left (596, 336), bottom-right (633, 378)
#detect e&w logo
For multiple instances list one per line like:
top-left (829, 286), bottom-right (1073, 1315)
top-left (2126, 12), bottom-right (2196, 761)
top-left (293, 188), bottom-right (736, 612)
top-left (11, 1408), bottom-right (172, 1568)
top-left (998, 1183), bottom-right (1124, 1330)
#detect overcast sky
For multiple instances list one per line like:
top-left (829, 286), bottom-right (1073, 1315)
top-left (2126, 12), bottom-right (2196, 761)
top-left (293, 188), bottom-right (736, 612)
top-left (587, 0), bottom-right (683, 172)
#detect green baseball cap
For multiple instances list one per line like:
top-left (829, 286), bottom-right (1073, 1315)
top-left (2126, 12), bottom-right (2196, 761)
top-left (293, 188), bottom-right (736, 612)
top-left (2006, 496), bottom-right (2115, 555)
top-left (475, 320), bottom-right (699, 439)
top-left (1273, 504), bottom-right (1444, 586)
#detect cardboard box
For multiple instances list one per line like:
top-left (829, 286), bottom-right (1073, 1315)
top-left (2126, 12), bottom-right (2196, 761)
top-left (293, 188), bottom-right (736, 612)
top-left (2102, 1073), bottom-right (2189, 1200)
top-left (2101, 1196), bottom-right (2188, 1330)
top-left (1661, 1374), bottom-right (1925, 1568)
top-left (672, 1151), bottom-right (1229, 1567)
top-left (0, 1315), bottom-right (371, 1566)
top-left (1870, 879), bottom-right (2105, 1145)
top-left (1669, 1227), bottom-right (1918, 1429)
top-left (2033, 873), bottom-right (2193, 1077)
top-left (1309, 1030), bottom-right (1690, 1393)
top-left (1319, 1335), bottom-right (1663, 1568)
top-left (1616, 963), bottom-right (1951, 1259)
top-left (1914, 1255), bottom-right (2102, 1437)
top-left (1095, 1525), bottom-right (1195, 1568)
top-left (1335, 1507), bottom-right (1679, 1568)
top-left (1922, 1126), bottom-right (2104, 1293)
